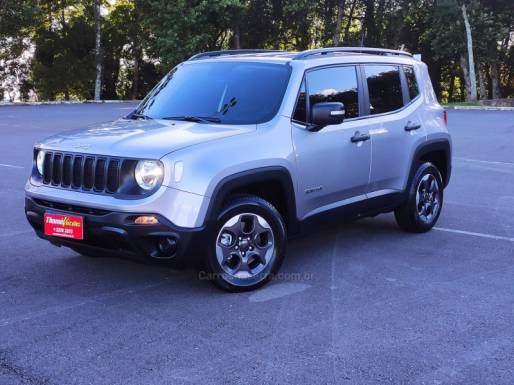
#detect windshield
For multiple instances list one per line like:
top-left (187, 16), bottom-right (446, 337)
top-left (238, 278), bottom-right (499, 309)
top-left (134, 61), bottom-right (291, 124)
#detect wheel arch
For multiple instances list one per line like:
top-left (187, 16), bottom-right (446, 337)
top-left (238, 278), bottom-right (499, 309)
top-left (205, 166), bottom-right (299, 235)
top-left (408, 139), bottom-right (452, 189)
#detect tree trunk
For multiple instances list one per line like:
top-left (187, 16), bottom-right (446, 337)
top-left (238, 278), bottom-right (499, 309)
top-left (448, 74), bottom-right (455, 102)
top-left (233, 24), bottom-right (241, 49)
top-left (363, 0), bottom-right (377, 46)
top-left (459, 55), bottom-right (471, 101)
top-left (131, 0), bottom-right (141, 100)
top-left (343, 0), bottom-right (357, 43)
top-left (490, 62), bottom-right (500, 99)
top-left (60, 0), bottom-right (69, 100)
top-left (332, 0), bottom-right (346, 46)
top-left (131, 55), bottom-right (140, 100)
top-left (478, 63), bottom-right (487, 100)
top-left (94, 0), bottom-right (102, 101)
top-left (461, 3), bottom-right (477, 101)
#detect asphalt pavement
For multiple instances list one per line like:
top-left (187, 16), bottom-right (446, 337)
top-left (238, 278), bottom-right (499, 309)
top-left (1, 104), bottom-right (513, 385)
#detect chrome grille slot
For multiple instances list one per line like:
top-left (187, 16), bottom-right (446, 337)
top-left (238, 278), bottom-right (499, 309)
top-left (52, 154), bottom-right (62, 185)
top-left (106, 160), bottom-right (120, 193)
top-left (72, 156), bottom-right (82, 188)
top-left (43, 153), bottom-right (53, 184)
top-left (83, 157), bottom-right (95, 189)
top-left (40, 152), bottom-right (121, 194)
top-left (62, 155), bottom-right (73, 187)
top-left (94, 158), bottom-right (107, 191)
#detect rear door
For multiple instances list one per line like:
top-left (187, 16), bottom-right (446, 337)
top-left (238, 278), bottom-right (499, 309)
top-left (363, 64), bottom-right (426, 195)
top-left (291, 65), bottom-right (372, 220)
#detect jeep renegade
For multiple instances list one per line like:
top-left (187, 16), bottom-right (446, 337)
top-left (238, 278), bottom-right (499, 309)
top-left (25, 47), bottom-right (451, 291)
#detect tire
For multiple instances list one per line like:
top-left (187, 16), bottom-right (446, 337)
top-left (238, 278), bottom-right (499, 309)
top-left (205, 195), bottom-right (287, 292)
top-left (394, 162), bottom-right (444, 233)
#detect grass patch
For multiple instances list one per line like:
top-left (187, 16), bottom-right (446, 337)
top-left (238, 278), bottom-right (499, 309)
top-left (442, 101), bottom-right (481, 107)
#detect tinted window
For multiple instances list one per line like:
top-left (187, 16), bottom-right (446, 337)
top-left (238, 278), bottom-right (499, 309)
top-left (364, 65), bottom-right (403, 114)
top-left (404, 65), bottom-right (419, 100)
top-left (135, 62), bottom-right (291, 124)
top-left (307, 66), bottom-right (359, 119)
top-left (292, 80), bottom-right (307, 123)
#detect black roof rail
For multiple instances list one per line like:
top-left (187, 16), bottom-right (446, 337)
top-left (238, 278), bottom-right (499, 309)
top-left (188, 49), bottom-right (286, 61)
top-left (293, 47), bottom-right (412, 60)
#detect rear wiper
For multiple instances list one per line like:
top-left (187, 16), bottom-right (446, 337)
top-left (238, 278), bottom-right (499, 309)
top-left (162, 115), bottom-right (221, 124)
top-left (128, 112), bottom-right (153, 120)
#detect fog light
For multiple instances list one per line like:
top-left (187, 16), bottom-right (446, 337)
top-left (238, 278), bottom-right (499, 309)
top-left (158, 236), bottom-right (178, 257)
top-left (134, 215), bottom-right (159, 225)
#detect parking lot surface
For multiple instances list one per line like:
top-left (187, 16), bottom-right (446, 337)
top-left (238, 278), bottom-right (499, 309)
top-left (1, 104), bottom-right (513, 385)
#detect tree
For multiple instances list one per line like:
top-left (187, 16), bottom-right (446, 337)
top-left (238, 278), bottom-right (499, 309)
top-left (2, 0), bottom-right (514, 102)
top-left (31, 1), bottom-right (95, 100)
top-left (93, 0), bottom-right (102, 100)
top-left (460, 2), bottom-right (477, 101)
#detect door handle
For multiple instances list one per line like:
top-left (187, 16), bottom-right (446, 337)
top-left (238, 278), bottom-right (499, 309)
top-left (350, 131), bottom-right (371, 143)
top-left (404, 122), bottom-right (421, 132)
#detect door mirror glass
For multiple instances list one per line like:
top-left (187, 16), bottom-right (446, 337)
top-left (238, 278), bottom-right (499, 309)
top-left (309, 102), bottom-right (345, 131)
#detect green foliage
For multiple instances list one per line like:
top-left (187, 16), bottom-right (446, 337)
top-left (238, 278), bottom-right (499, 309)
top-left (32, 7), bottom-right (95, 100)
top-left (140, 0), bottom-right (244, 66)
top-left (0, 0), bottom-right (513, 101)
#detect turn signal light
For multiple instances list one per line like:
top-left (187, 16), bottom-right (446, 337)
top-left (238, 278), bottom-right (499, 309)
top-left (134, 215), bottom-right (159, 225)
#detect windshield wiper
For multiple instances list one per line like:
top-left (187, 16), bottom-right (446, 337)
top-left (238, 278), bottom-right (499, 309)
top-left (128, 112), bottom-right (153, 120)
top-left (162, 115), bottom-right (221, 124)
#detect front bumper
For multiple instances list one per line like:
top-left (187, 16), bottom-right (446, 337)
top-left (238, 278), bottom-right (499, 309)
top-left (25, 182), bottom-right (210, 228)
top-left (25, 197), bottom-right (205, 263)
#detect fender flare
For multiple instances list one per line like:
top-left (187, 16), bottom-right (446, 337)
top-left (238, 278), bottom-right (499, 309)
top-left (407, 139), bottom-right (452, 189)
top-left (204, 166), bottom-right (299, 234)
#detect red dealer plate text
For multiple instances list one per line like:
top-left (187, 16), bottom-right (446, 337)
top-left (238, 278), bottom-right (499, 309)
top-left (44, 213), bottom-right (84, 240)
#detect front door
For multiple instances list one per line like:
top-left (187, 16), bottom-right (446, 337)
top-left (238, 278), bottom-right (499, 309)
top-left (291, 65), bottom-right (372, 220)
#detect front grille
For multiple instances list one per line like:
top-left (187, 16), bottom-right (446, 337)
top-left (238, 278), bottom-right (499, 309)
top-left (41, 152), bottom-right (121, 194)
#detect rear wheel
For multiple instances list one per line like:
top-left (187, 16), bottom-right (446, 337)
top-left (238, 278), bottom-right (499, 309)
top-left (206, 196), bottom-right (286, 292)
top-left (395, 162), bottom-right (443, 233)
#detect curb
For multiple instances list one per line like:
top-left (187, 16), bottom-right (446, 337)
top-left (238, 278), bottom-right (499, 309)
top-left (0, 100), bottom-right (140, 107)
top-left (444, 106), bottom-right (514, 111)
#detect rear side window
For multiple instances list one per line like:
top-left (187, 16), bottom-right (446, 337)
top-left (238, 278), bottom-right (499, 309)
top-left (364, 65), bottom-right (403, 115)
top-left (404, 65), bottom-right (419, 100)
top-left (306, 66), bottom-right (359, 119)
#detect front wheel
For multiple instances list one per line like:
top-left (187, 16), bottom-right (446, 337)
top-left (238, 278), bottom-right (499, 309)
top-left (205, 196), bottom-right (287, 292)
top-left (395, 162), bottom-right (444, 233)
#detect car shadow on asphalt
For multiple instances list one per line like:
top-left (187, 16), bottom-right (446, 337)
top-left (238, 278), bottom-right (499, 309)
top-left (45, 213), bottom-right (413, 294)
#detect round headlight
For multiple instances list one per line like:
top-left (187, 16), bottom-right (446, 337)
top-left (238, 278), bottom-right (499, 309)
top-left (135, 160), bottom-right (163, 190)
top-left (36, 150), bottom-right (45, 175)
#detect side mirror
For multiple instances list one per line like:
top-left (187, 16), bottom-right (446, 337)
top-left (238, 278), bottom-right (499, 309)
top-left (308, 102), bottom-right (345, 132)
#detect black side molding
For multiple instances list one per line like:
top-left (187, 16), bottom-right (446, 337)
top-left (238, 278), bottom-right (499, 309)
top-left (408, 139), bottom-right (452, 188)
top-left (205, 166), bottom-right (299, 235)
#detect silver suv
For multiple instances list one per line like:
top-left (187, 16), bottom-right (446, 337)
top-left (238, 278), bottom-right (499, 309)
top-left (25, 47), bottom-right (451, 291)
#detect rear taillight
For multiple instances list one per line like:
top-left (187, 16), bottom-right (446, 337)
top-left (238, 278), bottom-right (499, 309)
top-left (443, 110), bottom-right (447, 127)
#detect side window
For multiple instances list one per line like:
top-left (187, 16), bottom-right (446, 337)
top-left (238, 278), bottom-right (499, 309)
top-left (404, 65), bottom-right (419, 100)
top-left (292, 80), bottom-right (307, 123)
top-left (364, 65), bottom-right (403, 115)
top-left (307, 66), bottom-right (359, 119)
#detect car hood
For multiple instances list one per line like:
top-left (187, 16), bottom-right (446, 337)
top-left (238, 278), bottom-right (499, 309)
top-left (37, 118), bottom-right (255, 159)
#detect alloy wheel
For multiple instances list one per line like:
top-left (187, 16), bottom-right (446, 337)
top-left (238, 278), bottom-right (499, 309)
top-left (416, 173), bottom-right (440, 224)
top-left (215, 213), bottom-right (275, 279)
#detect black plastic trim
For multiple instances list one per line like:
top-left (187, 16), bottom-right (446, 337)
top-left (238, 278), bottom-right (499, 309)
top-left (408, 139), bottom-right (452, 188)
top-left (25, 197), bottom-right (204, 263)
top-left (206, 166), bottom-right (299, 235)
